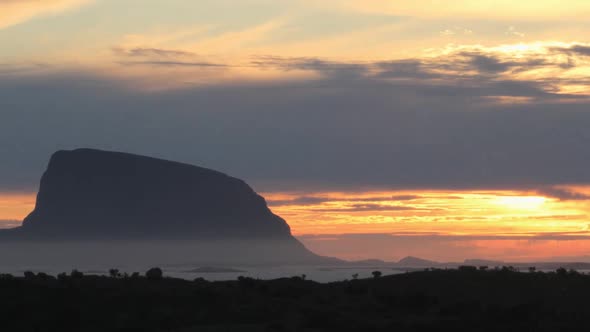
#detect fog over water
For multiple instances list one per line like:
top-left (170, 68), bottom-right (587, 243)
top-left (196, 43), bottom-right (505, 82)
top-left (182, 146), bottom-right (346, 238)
top-left (0, 240), bottom-right (399, 282)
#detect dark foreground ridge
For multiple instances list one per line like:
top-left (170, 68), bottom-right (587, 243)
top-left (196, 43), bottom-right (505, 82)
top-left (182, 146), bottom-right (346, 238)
top-left (3, 267), bottom-right (589, 331)
top-left (0, 148), bottom-right (326, 264)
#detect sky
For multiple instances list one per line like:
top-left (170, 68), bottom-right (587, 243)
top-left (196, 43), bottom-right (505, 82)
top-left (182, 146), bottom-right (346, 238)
top-left (2, 0), bottom-right (590, 262)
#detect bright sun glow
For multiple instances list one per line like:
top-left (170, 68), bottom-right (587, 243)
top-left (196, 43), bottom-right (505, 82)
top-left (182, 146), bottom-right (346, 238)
top-left (494, 196), bottom-right (547, 210)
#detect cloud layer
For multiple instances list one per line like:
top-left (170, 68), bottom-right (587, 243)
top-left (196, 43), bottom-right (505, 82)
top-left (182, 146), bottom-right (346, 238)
top-left (0, 0), bottom-right (93, 29)
top-left (2, 49), bottom-right (590, 193)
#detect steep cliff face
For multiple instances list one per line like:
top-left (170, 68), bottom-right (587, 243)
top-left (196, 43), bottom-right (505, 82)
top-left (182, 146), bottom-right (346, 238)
top-left (19, 149), bottom-right (296, 240)
top-left (0, 149), bottom-right (336, 264)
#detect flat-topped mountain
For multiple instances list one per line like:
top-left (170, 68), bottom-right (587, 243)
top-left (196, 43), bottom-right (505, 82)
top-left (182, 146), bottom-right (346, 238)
top-left (0, 149), bottom-right (326, 264)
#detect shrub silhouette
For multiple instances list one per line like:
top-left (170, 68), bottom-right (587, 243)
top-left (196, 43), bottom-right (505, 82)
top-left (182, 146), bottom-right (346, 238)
top-left (193, 277), bottom-right (207, 284)
top-left (36, 272), bottom-right (53, 281)
top-left (70, 270), bottom-right (84, 279)
top-left (146, 267), bottom-right (164, 280)
top-left (109, 268), bottom-right (121, 278)
top-left (6, 267), bottom-right (590, 331)
top-left (458, 265), bottom-right (477, 272)
top-left (372, 271), bottom-right (382, 278)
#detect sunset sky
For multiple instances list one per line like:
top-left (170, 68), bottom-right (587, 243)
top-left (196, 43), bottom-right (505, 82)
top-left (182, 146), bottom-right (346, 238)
top-left (2, 0), bottom-right (590, 262)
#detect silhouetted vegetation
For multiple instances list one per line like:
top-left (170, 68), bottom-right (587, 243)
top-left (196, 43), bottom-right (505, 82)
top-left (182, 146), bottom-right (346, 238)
top-left (2, 267), bottom-right (590, 331)
top-left (145, 267), bottom-right (163, 280)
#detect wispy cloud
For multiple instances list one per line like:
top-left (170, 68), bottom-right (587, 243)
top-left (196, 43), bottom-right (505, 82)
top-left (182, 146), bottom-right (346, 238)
top-left (550, 44), bottom-right (590, 57)
top-left (308, 0), bottom-right (590, 20)
top-left (112, 46), bottom-right (227, 70)
top-left (267, 194), bottom-right (426, 207)
top-left (112, 47), bottom-right (196, 58)
top-left (245, 42), bottom-right (590, 97)
top-left (0, 0), bottom-right (94, 30)
top-left (536, 187), bottom-right (590, 201)
top-left (505, 26), bottom-right (525, 38)
top-left (439, 27), bottom-right (473, 37)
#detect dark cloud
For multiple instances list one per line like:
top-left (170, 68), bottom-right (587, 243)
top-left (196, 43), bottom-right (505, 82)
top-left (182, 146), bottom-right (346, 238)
top-left (113, 47), bottom-right (226, 68)
top-left (536, 187), bottom-right (590, 201)
top-left (267, 196), bottom-right (332, 206)
top-left (374, 60), bottom-right (442, 79)
top-left (459, 52), bottom-right (549, 75)
top-left (249, 52), bottom-right (575, 93)
top-left (466, 53), bottom-right (512, 73)
top-left (551, 44), bottom-right (590, 57)
top-left (113, 47), bottom-right (196, 58)
top-left (117, 60), bottom-right (227, 68)
top-left (1, 55), bottom-right (590, 192)
top-left (391, 195), bottom-right (422, 201)
top-left (568, 45), bottom-right (590, 56)
top-left (313, 204), bottom-right (417, 213)
top-left (250, 55), bottom-right (368, 79)
top-left (267, 195), bottom-right (423, 206)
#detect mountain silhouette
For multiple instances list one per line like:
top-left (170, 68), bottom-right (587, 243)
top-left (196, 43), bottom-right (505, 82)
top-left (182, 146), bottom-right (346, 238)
top-left (0, 149), bottom-right (327, 263)
top-left (397, 256), bottom-right (438, 267)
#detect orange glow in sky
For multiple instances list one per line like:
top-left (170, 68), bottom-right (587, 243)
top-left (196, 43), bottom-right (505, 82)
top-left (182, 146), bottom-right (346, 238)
top-left (263, 189), bottom-right (590, 236)
top-left (2, 188), bottom-right (590, 261)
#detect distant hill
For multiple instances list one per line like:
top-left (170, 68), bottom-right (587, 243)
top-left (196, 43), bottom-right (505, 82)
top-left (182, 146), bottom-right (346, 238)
top-left (0, 148), bottom-right (331, 264)
top-left (396, 256), bottom-right (438, 267)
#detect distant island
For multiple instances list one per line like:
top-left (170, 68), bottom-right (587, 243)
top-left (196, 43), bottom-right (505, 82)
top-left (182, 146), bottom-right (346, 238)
top-left (0, 148), bottom-right (333, 265)
top-left (1, 148), bottom-right (588, 270)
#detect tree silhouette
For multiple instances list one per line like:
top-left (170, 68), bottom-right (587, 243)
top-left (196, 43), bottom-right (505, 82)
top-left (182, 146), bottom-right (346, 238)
top-left (109, 269), bottom-right (121, 278)
top-left (372, 271), bottom-right (382, 279)
top-left (57, 272), bottom-right (67, 281)
top-left (146, 267), bottom-right (164, 280)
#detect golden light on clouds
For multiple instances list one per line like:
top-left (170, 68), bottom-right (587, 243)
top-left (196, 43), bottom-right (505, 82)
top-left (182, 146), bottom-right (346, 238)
top-left (80, 39), bottom-right (589, 96)
top-left (264, 189), bottom-right (590, 236)
top-left (2, 188), bottom-right (590, 261)
top-left (0, 0), bottom-right (93, 29)
top-left (4, 188), bottom-right (590, 238)
top-left (1, 0), bottom-right (590, 262)
top-left (493, 196), bottom-right (547, 211)
top-left (316, 0), bottom-right (590, 19)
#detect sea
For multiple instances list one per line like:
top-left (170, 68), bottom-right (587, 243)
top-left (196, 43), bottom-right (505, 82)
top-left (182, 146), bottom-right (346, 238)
top-left (0, 263), bottom-right (404, 283)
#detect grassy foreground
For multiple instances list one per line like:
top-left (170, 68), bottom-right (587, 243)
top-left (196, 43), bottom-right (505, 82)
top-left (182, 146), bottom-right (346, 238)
top-left (2, 267), bottom-right (589, 331)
